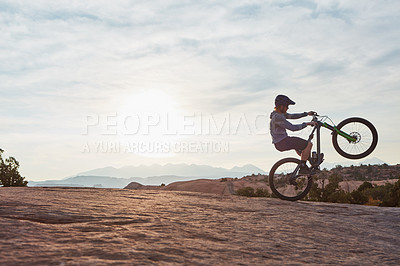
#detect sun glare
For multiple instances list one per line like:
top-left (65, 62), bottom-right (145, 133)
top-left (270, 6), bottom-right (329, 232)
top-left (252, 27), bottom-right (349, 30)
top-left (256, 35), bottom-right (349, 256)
top-left (118, 89), bottom-right (182, 158)
top-left (120, 90), bottom-right (177, 115)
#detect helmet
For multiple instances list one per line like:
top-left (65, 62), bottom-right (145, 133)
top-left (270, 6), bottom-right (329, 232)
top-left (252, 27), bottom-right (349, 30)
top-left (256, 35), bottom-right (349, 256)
top-left (275, 95), bottom-right (295, 107)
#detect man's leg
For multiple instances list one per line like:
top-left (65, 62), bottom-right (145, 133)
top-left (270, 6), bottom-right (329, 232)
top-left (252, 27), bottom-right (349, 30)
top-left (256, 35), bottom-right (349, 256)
top-left (301, 142), bottom-right (312, 161)
top-left (298, 142), bottom-right (312, 175)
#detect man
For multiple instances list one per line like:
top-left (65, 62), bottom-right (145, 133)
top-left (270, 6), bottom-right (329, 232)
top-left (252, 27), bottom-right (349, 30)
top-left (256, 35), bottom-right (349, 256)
top-left (270, 95), bottom-right (316, 174)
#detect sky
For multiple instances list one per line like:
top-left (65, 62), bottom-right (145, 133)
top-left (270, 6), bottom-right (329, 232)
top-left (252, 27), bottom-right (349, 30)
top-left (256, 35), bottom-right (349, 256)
top-left (1, 0), bottom-right (400, 181)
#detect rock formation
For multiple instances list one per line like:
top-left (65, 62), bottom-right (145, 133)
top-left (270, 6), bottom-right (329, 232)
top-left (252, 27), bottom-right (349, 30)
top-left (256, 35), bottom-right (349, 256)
top-left (1, 187), bottom-right (399, 264)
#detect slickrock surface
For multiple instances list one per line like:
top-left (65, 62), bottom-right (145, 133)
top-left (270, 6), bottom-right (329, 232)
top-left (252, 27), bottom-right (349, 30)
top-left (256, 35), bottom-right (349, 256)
top-left (124, 176), bottom-right (398, 195)
top-left (1, 187), bottom-right (400, 265)
top-left (124, 177), bottom-right (270, 195)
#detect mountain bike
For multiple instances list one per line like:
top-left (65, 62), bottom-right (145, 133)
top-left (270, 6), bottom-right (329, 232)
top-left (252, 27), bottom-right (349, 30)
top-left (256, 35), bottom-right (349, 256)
top-left (269, 114), bottom-right (378, 201)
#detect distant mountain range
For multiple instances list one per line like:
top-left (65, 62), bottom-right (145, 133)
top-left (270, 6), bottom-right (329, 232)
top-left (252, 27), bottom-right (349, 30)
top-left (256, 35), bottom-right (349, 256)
top-left (28, 158), bottom-right (387, 189)
top-left (28, 175), bottom-right (197, 189)
top-left (74, 163), bottom-right (266, 179)
top-left (28, 163), bottom-right (267, 188)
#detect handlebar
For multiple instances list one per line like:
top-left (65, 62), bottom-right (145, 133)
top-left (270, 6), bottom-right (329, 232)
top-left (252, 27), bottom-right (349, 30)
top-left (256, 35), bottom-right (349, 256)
top-left (310, 112), bottom-right (319, 124)
top-left (309, 112), bottom-right (326, 127)
top-left (310, 112), bottom-right (335, 128)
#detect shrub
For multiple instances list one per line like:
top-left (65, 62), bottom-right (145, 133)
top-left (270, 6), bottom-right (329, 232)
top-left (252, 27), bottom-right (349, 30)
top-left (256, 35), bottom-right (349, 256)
top-left (350, 190), bottom-right (368, 205)
top-left (358, 181), bottom-right (373, 191)
top-left (235, 187), bottom-right (269, 197)
top-left (327, 190), bottom-right (352, 204)
top-left (0, 149), bottom-right (28, 187)
top-left (236, 187), bottom-right (255, 197)
top-left (381, 178), bottom-right (400, 207)
top-left (255, 188), bottom-right (270, 197)
top-left (307, 182), bottom-right (322, 202)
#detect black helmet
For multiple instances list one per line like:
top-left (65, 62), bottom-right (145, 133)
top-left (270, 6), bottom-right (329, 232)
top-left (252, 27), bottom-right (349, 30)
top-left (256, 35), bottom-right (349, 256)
top-left (275, 95), bottom-right (295, 107)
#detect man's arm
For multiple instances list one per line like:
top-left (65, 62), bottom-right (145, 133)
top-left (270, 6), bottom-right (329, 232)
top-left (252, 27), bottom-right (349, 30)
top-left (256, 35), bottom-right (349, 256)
top-left (284, 120), bottom-right (307, 131)
top-left (286, 112), bottom-right (308, 119)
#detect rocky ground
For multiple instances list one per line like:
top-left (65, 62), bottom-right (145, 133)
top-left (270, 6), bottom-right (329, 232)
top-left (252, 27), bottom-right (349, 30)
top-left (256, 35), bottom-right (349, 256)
top-left (124, 175), bottom-right (398, 196)
top-left (1, 187), bottom-right (400, 265)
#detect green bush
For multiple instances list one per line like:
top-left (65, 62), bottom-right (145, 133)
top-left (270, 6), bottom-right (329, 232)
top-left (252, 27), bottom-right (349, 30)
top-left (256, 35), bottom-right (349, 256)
top-left (307, 182), bottom-right (322, 201)
top-left (236, 187), bottom-right (255, 197)
top-left (358, 181), bottom-right (373, 192)
top-left (235, 187), bottom-right (270, 197)
top-left (307, 174), bottom-right (400, 207)
top-left (381, 178), bottom-right (400, 207)
top-left (327, 190), bottom-right (352, 204)
top-left (255, 188), bottom-right (270, 197)
top-left (350, 190), bottom-right (368, 205)
top-left (319, 173), bottom-right (343, 202)
top-left (0, 149), bottom-right (28, 187)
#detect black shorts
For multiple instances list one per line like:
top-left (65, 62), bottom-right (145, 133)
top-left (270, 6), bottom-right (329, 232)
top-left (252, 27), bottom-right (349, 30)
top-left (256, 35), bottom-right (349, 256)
top-left (275, 137), bottom-right (308, 153)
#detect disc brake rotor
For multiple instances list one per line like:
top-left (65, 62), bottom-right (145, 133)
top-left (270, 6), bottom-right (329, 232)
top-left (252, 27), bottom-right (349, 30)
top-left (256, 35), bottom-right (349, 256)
top-left (349, 132), bottom-right (361, 144)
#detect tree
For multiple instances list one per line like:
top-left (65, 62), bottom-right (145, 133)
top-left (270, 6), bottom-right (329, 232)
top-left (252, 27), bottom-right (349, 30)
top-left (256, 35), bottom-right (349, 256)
top-left (312, 173), bottom-right (352, 203)
top-left (307, 182), bottom-right (322, 201)
top-left (321, 173), bottom-right (342, 202)
top-left (381, 178), bottom-right (400, 207)
top-left (0, 149), bottom-right (28, 187)
top-left (358, 181), bottom-right (373, 192)
top-left (350, 169), bottom-right (364, 180)
top-left (350, 190), bottom-right (368, 205)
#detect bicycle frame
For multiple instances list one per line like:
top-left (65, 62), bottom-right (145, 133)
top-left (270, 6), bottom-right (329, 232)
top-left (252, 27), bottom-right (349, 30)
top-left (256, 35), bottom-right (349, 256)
top-left (307, 121), bottom-right (323, 167)
top-left (307, 115), bottom-right (356, 168)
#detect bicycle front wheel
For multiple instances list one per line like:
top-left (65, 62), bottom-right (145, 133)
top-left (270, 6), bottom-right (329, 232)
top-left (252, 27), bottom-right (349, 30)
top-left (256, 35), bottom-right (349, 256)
top-left (269, 158), bottom-right (313, 201)
top-left (332, 117), bottom-right (378, 160)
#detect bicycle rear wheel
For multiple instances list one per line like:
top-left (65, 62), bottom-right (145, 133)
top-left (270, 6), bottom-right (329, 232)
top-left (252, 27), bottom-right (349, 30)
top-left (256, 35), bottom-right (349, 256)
top-left (269, 158), bottom-right (313, 201)
top-left (332, 117), bottom-right (378, 160)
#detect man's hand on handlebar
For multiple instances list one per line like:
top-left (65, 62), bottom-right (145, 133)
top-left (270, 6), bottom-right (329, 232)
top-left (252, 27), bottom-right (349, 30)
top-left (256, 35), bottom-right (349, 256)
top-left (307, 111), bottom-right (317, 116)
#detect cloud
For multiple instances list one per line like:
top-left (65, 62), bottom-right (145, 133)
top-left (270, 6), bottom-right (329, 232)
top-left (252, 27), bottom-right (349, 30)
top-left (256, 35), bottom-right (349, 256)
top-left (1, 0), bottom-right (400, 179)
